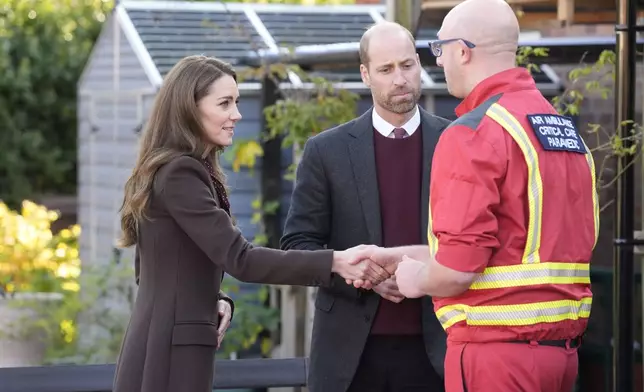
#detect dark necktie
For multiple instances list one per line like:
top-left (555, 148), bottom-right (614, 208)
top-left (393, 127), bottom-right (408, 139)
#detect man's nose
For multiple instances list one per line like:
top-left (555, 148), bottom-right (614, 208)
top-left (393, 69), bottom-right (407, 86)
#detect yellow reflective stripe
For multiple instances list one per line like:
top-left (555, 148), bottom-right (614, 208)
top-left (486, 103), bottom-right (543, 264)
top-left (579, 137), bottom-right (600, 249)
top-left (469, 262), bottom-right (590, 290)
top-left (427, 202), bottom-right (439, 257)
top-left (436, 297), bottom-right (592, 329)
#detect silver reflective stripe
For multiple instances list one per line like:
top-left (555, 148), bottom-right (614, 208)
top-left (470, 262), bottom-right (590, 290)
top-left (466, 301), bottom-right (592, 324)
top-left (437, 309), bottom-right (465, 326)
top-left (437, 298), bottom-right (592, 329)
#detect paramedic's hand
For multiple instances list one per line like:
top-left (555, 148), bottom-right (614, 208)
top-left (373, 276), bottom-right (405, 303)
top-left (217, 299), bottom-right (232, 349)
top-left (395, 255), bottom-right (428, 298)
top-left (333, 245), bottom-right (390, 288)
top-left (342, 245), bottom-right (386, 289)
top-left (346, 245), bottom-right (401, 289)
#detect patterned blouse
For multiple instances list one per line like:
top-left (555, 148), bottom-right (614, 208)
top-left (202, 159), bottom-right (231, 217)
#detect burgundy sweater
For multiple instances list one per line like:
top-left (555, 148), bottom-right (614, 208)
top-left (370, 125), bottom-right (424, 335)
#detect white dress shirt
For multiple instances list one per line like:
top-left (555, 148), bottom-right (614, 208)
top-left (372, 105), bottom-right (420, 138)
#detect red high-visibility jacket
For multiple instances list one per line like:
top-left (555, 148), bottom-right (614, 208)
top-left (429, 67), bottom-right (599, 343)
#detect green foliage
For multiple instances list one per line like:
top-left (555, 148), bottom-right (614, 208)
top-left (553, 50), bottom-right (615, 118)
top-left (264, 67), bottom-right (360, 145)
top-left (0, 199), bottom-right (131, 363)
top-left (43, 260), bottom-right (281, 363)
top-left (0, 0), bottom-right (112, 208)
top-left (516, 46), bottom-right (549, 74)
top-left (45, 261), bottom-right (136, 364)
top-left (231, 64), bottom-right (360, 181)
top-left (248, 196), bottom-right (280, 246)
top-left (217, 279), bottom-right (279, 358)
top-left (0, 200), bottom-right (277, 362)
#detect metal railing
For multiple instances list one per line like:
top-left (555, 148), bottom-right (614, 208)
top-left (0, 358), bottom-right (307, 392)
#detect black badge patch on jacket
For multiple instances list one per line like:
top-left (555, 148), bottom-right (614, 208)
top-left (526, 114), bottom-right (587, 154)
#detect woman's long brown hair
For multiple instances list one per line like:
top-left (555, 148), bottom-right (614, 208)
top-left (118, 55), bottom-right (236, 247)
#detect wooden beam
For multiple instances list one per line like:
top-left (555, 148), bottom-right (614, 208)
top-left (386, 0), bottom-right (423, 32)
top-left (421, 0), bottom-right (621, 11)
top-left (557, 0), bottom-right (575, 26)
top-left (421, 0), bottom-right (553, 10)
top-left (516, 10), bottom-right (621, 27)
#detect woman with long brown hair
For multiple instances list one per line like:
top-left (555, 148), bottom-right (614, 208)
top-left (112, 55), bottom-right (391, 392)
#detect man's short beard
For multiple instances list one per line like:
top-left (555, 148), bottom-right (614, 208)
top-left (378, 89), bottom-right (421, 114)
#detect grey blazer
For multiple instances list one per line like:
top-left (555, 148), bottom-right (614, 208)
top-left (281, 106), bottom-right (452, 392)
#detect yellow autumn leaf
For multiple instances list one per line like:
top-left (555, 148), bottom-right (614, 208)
top-left (60, 319), bottom-right (76, 343)
top-left (232, 140), bottom-right (264, 172)
top-left (62, 281), bottom-right (80, 292)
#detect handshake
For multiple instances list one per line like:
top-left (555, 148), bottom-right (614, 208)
top-left (331, 244), bottom-right (414, 291)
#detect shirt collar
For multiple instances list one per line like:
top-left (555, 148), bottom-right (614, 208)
top-left (455, 67), bottom-right (538, 117)
top-left (372, 105), bottom-right (421, 137)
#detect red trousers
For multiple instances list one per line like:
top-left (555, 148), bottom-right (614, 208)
top-left (444, 340), bottom-right (579, 392)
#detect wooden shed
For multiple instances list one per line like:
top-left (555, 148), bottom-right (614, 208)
top-left (76, 0), bottom-right (391, 266)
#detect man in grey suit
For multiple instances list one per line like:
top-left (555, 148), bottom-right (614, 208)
top-left (281, 22), bottom-right (451, 392)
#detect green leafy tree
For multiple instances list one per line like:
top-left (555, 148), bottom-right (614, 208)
top-left (0, 0), bottom-right (113, 208)
top-left (229, 65), bottom-right (360, 189)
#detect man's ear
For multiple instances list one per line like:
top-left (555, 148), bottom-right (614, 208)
top-left (360, 64), bottom-right (370, 87)
top-left (460, 43), bottom-right (472, 65)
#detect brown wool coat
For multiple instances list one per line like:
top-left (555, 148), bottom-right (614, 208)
top-left (113, 156), bottom-right (333, 392)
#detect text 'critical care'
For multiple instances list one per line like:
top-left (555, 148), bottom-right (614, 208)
top-left (527, 114), bottom-right (587, 154)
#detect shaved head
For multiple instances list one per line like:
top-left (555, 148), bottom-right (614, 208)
top-left (439, 0), bottom-right (519, 55)
top-left (359, 21), bottom-right (416, 66)
top-left (436, 0), bottom-right (520, 98)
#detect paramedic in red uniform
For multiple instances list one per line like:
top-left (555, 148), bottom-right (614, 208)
top-left (358, 0), bottom-right (600, 391)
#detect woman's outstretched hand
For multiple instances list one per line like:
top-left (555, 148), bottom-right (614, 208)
top-left (341, 245), bottom-right (401, 290)
top-left (331, 245), bottom-right (390, 288)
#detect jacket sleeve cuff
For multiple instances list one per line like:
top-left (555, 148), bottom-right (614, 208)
top-left (435, 245), bottom-right (492, 273)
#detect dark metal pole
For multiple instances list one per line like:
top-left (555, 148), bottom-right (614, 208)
top-left (613, 0), bottom-right (637, 389)
top-left (259, 74), bottom-right (282, 249)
